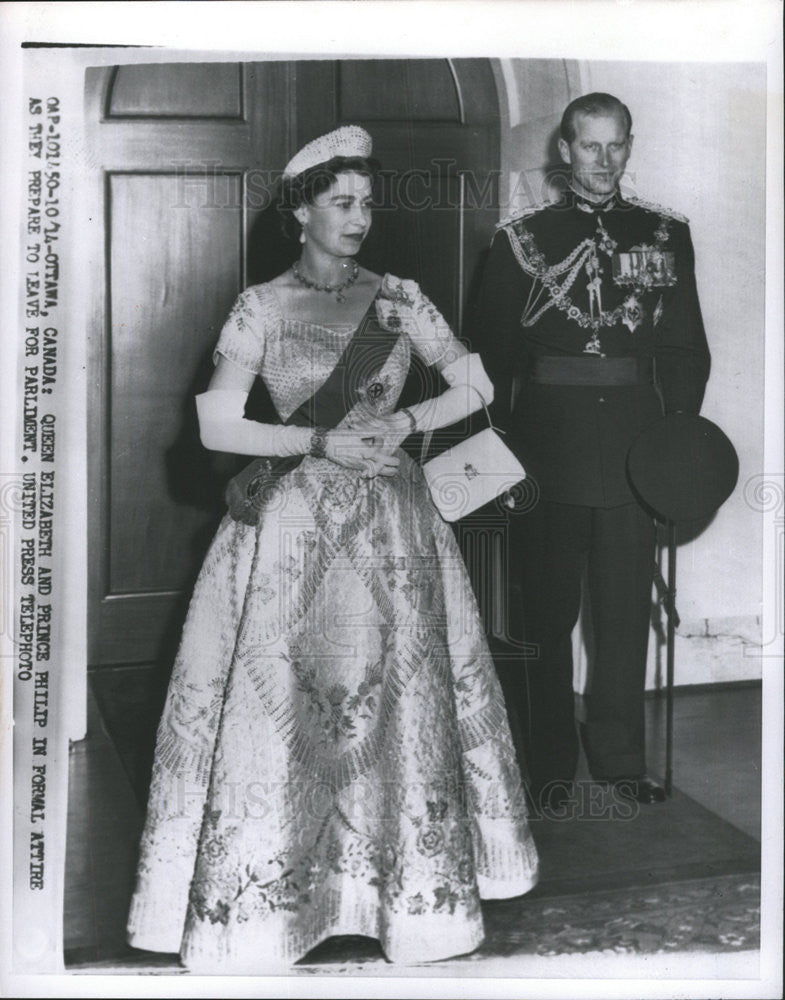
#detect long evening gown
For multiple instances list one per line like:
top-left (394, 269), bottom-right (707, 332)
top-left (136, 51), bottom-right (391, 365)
top-left (127, 274), bottom-right (538, 972)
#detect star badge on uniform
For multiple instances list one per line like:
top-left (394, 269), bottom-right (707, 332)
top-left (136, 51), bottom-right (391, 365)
top-left (621, 294), bottom-right (644, 333)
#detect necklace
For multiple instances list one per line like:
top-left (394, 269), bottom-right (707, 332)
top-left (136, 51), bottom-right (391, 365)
top-left (292, 259), bottom-right (359, 303)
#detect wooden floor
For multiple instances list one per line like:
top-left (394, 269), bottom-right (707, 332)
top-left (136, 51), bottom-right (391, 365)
top-left (642, 684), bottom-right (761, 840)
top-left (63, 680), bottom-right (762, 966)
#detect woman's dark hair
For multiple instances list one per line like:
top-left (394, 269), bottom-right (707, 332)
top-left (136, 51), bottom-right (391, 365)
top-left (278, 155), bottom-right (381, 243)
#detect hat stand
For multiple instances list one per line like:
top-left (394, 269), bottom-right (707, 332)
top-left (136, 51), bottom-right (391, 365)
top-left (664, 524), bottom-right (677, 797)
top-left (627, 413), bottom-right (740, 800)
top-left (652, 523), bottom-right (679, 797)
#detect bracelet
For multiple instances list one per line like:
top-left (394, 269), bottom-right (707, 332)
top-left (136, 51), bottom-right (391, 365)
top-left (309, 426), bottom-right (329, 458)
top-left (399, 407), bottom-right (417, 434)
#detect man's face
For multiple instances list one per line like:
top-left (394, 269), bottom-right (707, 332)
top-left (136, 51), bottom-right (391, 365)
top-left (558, 111), bottom-right (633, 202)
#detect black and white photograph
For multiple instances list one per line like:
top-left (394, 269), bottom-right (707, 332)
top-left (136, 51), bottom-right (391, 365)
top-left (1, 3), bottom-right (782, 997)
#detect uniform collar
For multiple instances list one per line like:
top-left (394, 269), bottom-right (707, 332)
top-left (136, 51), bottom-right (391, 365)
top-left (566, 186), bottom-right (623, 214)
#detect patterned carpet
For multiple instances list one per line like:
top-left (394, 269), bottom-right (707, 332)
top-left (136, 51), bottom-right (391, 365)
top-left (69, 871), bottom-right (759, 975)
top-left (69, 677), bottom-right (761, 973)
top-left (292, 873), bottom-right (759, 971)
top-left (67, 804), bottom-right (760, 971)
top-left (486, 872), bottom-right (759, 957)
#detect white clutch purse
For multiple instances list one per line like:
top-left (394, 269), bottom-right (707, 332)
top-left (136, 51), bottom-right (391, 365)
top-left (421, 392), bottom-right (527, 522)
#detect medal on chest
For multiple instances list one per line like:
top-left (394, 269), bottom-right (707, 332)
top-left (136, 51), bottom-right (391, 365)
top-left (511, 209), bottom-right (676, 354)
top-left (613, 242), bottom-right (676, 333)
top-left (620, 293), bottom-right (644, 333)
top-left (583, 247), bottom-right (604, 353)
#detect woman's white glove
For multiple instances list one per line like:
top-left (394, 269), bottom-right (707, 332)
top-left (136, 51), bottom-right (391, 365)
top-left (196, 353), bottom-right (491, 470)
top-left (196, 389), bottom-right (399, 478)
top-left (415, 351), bottom-right (494, 430)
top-left (415, 351), bottom-right (493, 432)
top-left (440, 351), bottom-right (494, 398)
top-left (324, 430), bottom-right (401, 478)
top-left (347, 353), bottom-right (494, 451)
top-left (195, 389), bottom-right (312, 456)
top-left (343, 410), bottom-right (414, 455)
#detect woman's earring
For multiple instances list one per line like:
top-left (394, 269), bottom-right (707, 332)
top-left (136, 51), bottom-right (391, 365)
top-left (299, 227), bottom-right (306, 245)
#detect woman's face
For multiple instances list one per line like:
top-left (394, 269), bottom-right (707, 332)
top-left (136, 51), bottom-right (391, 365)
top-left (296, 171), bottom-right (373, 258)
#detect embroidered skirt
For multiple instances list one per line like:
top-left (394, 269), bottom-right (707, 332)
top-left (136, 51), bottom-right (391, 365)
top-left (127, 453), bottom-right (538, 971)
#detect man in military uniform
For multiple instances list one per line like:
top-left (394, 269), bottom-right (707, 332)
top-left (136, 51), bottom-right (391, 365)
top-left (473, 93), bottom-right (710, 806)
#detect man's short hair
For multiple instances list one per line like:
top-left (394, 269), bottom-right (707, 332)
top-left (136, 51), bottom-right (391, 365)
top-left (560, 93), bottom-right (633, 143)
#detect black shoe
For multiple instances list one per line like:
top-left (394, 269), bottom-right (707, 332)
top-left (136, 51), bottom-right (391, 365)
top-left (612, 775), bottom-right (667, 804)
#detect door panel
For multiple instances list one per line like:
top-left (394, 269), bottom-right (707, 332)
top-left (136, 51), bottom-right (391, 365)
top-left (106, 63), bottom-right (245, 118)
top-left (338, 60), bottom-right (462, 121)
top-left (108, 172), bottom-right (243, 594)
top-left (88, 58), bottom-right (500, 666)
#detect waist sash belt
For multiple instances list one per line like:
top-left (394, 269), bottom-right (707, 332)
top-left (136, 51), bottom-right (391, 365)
top-left (529, 355), bottom-right (655, 386)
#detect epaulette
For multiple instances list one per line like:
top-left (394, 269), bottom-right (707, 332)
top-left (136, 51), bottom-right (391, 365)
top-left (495, 201), bottom-right (554, 230)
top-left (625, 195), bottom-right (689, 224)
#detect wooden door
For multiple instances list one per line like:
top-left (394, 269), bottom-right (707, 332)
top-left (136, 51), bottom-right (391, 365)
top-left (87, 59), bottom-right (500, 667)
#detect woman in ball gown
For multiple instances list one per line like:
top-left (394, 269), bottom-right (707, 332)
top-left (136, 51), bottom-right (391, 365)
top-left (127, 125), bottom-right (538, 973)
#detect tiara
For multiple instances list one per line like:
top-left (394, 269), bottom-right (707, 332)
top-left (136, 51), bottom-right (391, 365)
top-left (283, 125), bottom-right (373, 179)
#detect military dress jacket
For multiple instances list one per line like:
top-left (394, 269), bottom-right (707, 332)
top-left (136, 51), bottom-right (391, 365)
top-left (473, 190), bottom-right (711, 508)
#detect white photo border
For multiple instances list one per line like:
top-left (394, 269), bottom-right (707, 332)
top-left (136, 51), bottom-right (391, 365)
top-left (1, 3), bottom-right (782, 998)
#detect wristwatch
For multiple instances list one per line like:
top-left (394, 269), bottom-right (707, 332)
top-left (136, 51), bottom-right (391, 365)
top-left (309, 426), bottom-right (329, 458)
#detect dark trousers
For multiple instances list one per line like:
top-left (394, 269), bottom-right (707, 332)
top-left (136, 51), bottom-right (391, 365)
top-left (495, 499), bottom-right (656, 792)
